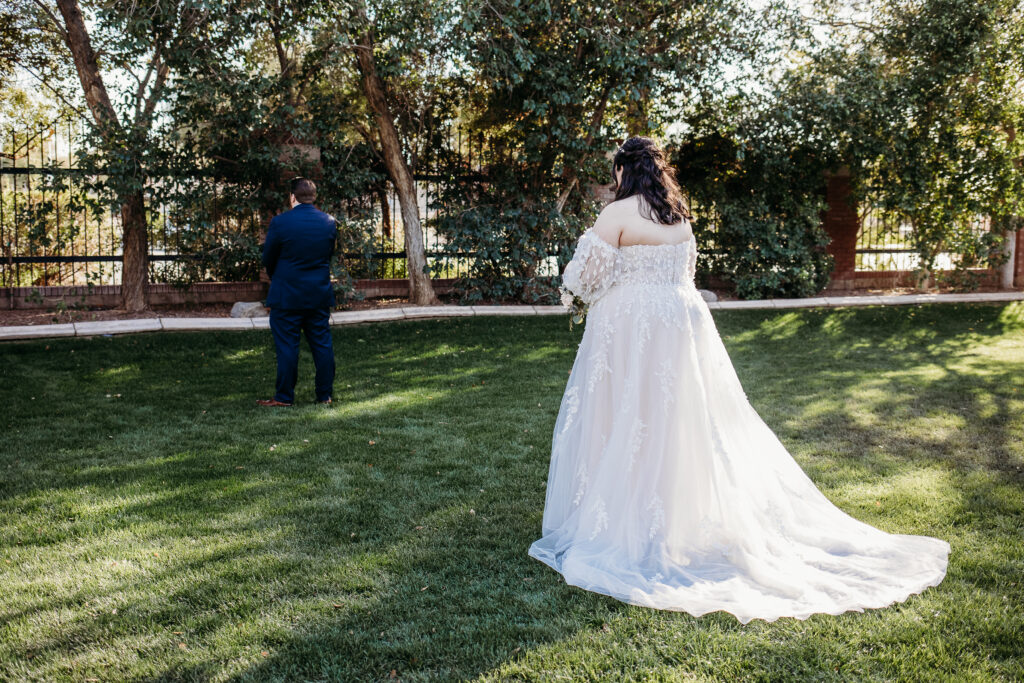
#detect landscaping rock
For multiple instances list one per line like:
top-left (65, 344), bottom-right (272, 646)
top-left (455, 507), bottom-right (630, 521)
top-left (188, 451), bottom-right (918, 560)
top-left (231, 301), bottom-right (268, 318)
top-left (699, 289), bottom-right (718, 303)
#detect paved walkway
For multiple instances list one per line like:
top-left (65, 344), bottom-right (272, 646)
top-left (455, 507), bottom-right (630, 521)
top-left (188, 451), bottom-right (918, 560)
top-left (2, 292), bottom-right (1023, 342)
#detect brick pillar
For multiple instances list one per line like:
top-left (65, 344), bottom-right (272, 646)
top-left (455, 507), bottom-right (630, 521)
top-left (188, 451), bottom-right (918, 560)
top-left (823, 168), bottom-right (859, 282)
top-left (1015, 227), bottom-right (1024, 288)
top-left (588, 182), bottom-right (616, 205)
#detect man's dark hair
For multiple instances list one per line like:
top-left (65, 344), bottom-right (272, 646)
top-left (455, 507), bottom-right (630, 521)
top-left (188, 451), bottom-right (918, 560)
top-left (290, 177), bottom-right (317, 204)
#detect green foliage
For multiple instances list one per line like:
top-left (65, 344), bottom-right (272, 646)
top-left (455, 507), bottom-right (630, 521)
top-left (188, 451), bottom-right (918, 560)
top-left (6, 0), bottom-right (1021, 300)
top-left (704, 198), bottom-right (833, 300)
top-left (674, 120), bottom-right (835, 299)
top-left (433, 189), bottom-right (587, 303)
top-left (0, 85), bottom-right (61, 138)
top-left (330, 215), bottom-right (378, 305)
top-left (434, 0), bottom-right (782, 302)
top-left (161, 227), bottom-right (264, 287)
top-left (787, 0), bottom-right (1024, 285)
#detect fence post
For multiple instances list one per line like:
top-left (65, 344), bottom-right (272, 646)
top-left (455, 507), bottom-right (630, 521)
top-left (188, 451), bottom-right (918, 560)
top-left (1000, 228), bottom-right (1016, 289)
top-left (822, 167), bottom-right (859, 288)
top-left (1014, 225), bottom-right (1024, 289)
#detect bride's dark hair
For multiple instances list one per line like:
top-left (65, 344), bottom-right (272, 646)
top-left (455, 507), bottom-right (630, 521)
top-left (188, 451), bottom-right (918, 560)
top-left (612, 136), bottom-right (691, 224)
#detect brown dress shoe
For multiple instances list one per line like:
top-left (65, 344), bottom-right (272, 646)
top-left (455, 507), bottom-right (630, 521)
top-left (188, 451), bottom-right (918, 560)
top-left (257, 399), bottom-right (293, 407)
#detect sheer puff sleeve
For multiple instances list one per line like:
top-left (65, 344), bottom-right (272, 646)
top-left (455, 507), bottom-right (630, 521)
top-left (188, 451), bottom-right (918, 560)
top-left (560, 229), bottom-right (620, 306)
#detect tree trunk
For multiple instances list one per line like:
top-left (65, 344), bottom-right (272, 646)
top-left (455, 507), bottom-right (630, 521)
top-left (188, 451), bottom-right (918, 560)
top-left (120, 191), bottom-right (149, 311)
top-left (56, 0), bottom-right (121, 134)
top-left (57, 0), bottom-right (151, 309)
top-left (377, 184), bottom-right (392, 239)
top-left (352, 4), bottom-right (438, 305)
top-left (625, 85), bottom-right (651, 136)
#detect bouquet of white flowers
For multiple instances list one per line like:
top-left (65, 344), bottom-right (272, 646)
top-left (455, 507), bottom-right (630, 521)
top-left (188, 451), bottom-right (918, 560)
top-left (560, 287), bottom-right (587, 329)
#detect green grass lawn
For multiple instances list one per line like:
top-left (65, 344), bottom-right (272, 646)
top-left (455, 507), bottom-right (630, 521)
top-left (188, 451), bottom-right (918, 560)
top-left (2, 305), bottom-right (1023, 682)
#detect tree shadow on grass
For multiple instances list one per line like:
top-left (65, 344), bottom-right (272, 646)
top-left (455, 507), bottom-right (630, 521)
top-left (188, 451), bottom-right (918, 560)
top-left (1, 308), bottom-right (1023, 680)
top-left (1, 318), bottom-right (618, 680)
top-left (723, 304), bottom-right (1024, 478)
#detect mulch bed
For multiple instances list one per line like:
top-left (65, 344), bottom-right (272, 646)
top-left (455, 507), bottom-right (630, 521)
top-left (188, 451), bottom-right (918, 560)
top-left (0, 298), bottom-right (411, 327)
top-left (1, 286), bottom-right (1010, 327)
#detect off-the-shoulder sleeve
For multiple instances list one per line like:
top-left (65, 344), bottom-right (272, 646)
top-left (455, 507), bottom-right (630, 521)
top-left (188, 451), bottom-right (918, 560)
top-left (560, 230), bottom-right (620, 305)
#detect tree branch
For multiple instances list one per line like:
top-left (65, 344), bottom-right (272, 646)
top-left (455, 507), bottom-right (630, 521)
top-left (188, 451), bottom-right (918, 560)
top-left (135, 55), bottom-right (169, 132)
top-left (56, 0), bottom-right (123, 137)
top-left (555, 82), bottom-right (612, 214)
top-left (352, 121), bottom-right (383, 160)
top-left (268, 6), bottom-right (291, 78)
top-left (31, 0), bottom-right (68, 42)
top-left (11, 60), bottom-right (89, 120)
top-left (133, 46), bottom-right (161, 122)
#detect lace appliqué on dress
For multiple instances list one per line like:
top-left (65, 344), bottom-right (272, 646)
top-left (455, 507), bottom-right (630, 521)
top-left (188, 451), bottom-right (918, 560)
top-left (586, 317), bottom-right (615, 394)
top-left (560, 386), bottom-right (580, 435)
top-left (656, 360), bottom-right (676, 415)
top-left (647, 494), bottom-right (666, 540)
top-left (561, 231), bottom-right (620, 306)
top-left (626, 419), bottom-right (647, 472)
top-left (588, 497), bottom-right (609, 540)
top-left (573, 459), bottom-right (589, 507)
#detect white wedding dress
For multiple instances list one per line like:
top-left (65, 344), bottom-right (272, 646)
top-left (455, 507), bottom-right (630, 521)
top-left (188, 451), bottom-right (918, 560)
top-left (528, 230), bottom-right (949, 623)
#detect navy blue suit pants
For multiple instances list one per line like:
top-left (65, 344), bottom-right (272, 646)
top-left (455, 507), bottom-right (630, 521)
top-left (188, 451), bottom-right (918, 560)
top-left (270, 307), bottom-right (335, 403)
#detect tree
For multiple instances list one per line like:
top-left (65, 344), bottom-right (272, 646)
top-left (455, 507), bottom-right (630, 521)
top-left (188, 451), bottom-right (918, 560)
top-left (790, 0), bottom-right (1024, 288)
top-left (305, 0), bottom-right (460, 305)
top-left (673, 115), bottom-right (835, 299)
top-left (348, 1), bottom-right (437, 304)
top-left (5, 0), bottom-right (224, 310)
top-left (433, 0), bottom-right (787, 302)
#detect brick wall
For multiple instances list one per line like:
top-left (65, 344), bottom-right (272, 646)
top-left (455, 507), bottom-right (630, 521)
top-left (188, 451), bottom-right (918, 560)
top-left (0, 282), bottom-right (270, 309)
top-left (1016, 228), bottom-right (1024, 288)
top-left (822, 170), bottom-right (859, 282)
top-left (588, 182), bottom-right (617, 205)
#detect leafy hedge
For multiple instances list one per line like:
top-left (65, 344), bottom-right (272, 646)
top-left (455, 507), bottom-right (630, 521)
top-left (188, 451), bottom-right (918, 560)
top-left (674, 128), bottom-right (834, 300)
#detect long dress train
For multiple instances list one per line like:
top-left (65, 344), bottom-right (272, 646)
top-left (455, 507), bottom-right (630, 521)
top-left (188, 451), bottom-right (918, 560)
top-left (528, 230), bottom-right (949, 623)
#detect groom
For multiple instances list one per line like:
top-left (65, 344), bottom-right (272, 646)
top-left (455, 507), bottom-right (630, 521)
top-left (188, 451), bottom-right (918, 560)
top-left (257, 177), bottom-right (338, 407)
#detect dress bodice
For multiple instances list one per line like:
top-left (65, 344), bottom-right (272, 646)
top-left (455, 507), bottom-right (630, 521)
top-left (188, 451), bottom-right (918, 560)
top-left (560, 230), bottom-right (697, 306)
top-left (615, 241), bottom-right (696, 288)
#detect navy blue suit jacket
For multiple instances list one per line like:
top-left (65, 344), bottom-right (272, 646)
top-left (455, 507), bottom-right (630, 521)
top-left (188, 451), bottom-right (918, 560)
top-left (262, 203), bottom-right (338, 310)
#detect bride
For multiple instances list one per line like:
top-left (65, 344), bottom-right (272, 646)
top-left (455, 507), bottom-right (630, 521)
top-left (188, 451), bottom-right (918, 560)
top-left (528, 136), bottom-right (949, 623)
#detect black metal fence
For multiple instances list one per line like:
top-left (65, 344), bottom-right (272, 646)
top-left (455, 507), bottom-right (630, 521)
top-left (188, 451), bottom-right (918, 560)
top-left (1, 117), bottom-right (116, 287)
top-left (855, 199), bottom-right (991, 272)
top-left (0, 115), bottom-right (491, 288)
top-left (18, 116), bottom-right (999, 290)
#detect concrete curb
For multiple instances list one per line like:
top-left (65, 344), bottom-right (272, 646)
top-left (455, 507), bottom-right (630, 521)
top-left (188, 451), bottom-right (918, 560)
top-left (2, 292), bottom-right (1023, 342)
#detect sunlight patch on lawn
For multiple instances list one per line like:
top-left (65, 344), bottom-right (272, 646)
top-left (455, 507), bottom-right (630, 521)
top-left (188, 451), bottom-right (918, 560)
top-left (831, 466), bottom-right (957, 529)
top-left (901, 412), bottom-right (967, 440)
top-left (90, 364), bottom-right (141, 381)
top-left (753, 312), bottom-right (806, 341)
top-left (313, 389), bottom-right (448, 419)
top-left (996, 301), bottom-right (1024, 328)
top-left (223, 348), bottom-right (263, 362)
top-left (820, 309), bottom-right (861, 336)
top-left (726, 312), bottom-right (805, 346)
